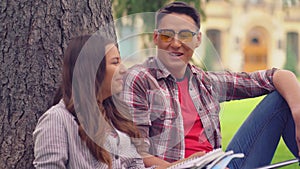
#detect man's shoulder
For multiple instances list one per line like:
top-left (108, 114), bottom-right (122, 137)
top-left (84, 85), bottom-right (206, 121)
top-left (127, 57), bottom-right (159, 76)
top-left (189, 64), bottom-right (209, 78)
top-left (189, 64), bottom-right (204, 73)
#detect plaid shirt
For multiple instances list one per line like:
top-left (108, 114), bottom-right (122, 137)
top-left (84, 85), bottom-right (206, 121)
top-left (120, 57), bottom-right (277, 162)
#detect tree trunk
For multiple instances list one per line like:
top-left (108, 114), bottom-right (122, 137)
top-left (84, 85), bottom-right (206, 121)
top-left (0, 0), bottom-right (115, 168)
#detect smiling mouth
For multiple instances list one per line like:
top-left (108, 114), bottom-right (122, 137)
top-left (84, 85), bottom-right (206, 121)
top-left (115, 78), bottom-right (123, 83)
top-left (169, 52), bottom-right (183, 57)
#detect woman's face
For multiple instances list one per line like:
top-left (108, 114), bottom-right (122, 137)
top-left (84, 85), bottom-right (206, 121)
top-left (101, 43), bottom-right (126, 100)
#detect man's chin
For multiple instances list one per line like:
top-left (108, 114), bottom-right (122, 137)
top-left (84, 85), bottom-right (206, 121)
top-left (166, 61), bottom-right (187, 68)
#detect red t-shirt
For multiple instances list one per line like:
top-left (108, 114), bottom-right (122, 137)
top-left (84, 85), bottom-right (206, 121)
top-left (177, 77), bottom-right (213, 158)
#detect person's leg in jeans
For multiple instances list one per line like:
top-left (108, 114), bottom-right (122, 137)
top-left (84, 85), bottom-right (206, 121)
top-left (226, 91), bottom-right (299, 169)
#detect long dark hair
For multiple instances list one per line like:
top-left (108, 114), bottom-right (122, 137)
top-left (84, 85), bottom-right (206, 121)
top-left (53, 34), bottom-right (141, 168)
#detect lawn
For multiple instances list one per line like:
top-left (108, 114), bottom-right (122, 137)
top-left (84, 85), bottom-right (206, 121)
top-left (220, 96), bottom-right (298, 169)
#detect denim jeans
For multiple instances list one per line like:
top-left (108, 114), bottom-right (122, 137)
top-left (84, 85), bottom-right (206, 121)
top-left (226, 91), bottom-right (299, 169)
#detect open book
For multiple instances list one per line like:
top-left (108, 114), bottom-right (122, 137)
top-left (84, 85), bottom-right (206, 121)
top-left (167, 148), bottom-right (244, 169)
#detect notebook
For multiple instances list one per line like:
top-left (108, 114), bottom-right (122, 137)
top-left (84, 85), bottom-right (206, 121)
top-left (167, 148), bottom-right (244, 169)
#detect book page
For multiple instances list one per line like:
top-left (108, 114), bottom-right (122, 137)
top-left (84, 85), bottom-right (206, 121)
top-left (167, 148), bottom-right (224, 169)
top-left (206, 150), bottom-right (234, 169)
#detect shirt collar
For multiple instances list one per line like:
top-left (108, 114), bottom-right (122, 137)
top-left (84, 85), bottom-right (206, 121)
top-left (146, 56), bottom-right (173, 80)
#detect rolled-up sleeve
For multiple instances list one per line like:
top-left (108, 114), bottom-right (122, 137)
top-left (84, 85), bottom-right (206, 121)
top-left (206, 68), bottom-right (278, 102)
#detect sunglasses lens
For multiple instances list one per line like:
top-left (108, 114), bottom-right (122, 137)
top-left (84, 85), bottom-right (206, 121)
top-left (178, 31), bottom-right (194, 42)
top-left (158, 29), bottom-right (195, 42)
top-left (159, 30), bottom-right (175, 42)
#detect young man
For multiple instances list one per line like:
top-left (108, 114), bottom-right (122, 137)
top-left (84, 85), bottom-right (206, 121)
top-left (120, 1), bottom-right (300, 168)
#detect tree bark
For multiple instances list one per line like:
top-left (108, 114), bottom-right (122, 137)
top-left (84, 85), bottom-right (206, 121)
top-left (0, 0), bottom-right (115, 168)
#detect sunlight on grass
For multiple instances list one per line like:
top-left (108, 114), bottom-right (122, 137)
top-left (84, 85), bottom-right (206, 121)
top-left (220, 96), bottom-right (298, 169)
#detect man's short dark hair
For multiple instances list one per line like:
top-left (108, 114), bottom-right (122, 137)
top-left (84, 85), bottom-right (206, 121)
top-left (155, 1), bottom-right (201, 29)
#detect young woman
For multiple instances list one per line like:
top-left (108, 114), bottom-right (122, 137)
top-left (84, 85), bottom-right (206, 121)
top-left (33, 34), bottom-right (147, 169)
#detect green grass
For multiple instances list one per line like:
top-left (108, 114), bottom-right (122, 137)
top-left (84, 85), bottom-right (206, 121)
top-left (220, 96), bottom-right (298, 169)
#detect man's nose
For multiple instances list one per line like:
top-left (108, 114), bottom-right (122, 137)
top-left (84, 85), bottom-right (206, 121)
top-left (170, 34), bottom-right (182, 47)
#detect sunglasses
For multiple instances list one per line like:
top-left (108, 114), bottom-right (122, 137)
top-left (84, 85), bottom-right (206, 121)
top-left (156, 29), bottom-right (197, 42)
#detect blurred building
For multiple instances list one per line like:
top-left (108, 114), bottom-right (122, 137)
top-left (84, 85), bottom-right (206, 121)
top-left (201, 0), bottom-right (300, 72)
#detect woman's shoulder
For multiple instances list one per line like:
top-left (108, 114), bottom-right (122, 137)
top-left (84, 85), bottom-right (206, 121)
top-left (37, 101), bottom-right (74, 125)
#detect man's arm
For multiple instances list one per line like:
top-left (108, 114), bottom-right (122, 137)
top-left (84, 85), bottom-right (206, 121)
top-left (273, 69), bottom-right (300, 156)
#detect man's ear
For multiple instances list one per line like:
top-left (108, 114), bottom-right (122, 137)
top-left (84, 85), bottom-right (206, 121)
top-left (195, 32), bottom-right (202, 47)
top-left (153, 31), bottom-right (159, 45)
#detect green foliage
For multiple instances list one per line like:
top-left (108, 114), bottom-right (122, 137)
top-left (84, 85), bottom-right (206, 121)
top-left (113, 0), bottom-right (208, 20)
top-left (284, 45), bottom-right (299, 76)
top-left (113, 0), bottom-right (165, 18)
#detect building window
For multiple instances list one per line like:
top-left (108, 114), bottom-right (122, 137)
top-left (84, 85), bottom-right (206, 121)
top-left (251, 37), bottom-right (259, 44)
top-left (285, 32), bottom-right (299, 74)
top-left (283, 0), bottom-right (300, 7)
top-left (287, 32), bottom-right (299, 62)
top-left (249, 0), bottom-right (263, 4)
top-left (206, 29), bottom-right (221, 55)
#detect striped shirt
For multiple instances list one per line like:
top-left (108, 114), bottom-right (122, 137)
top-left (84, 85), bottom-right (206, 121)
top-left (120, 57), bottom-right (277, 162)
top-left (33, 101), bottom-right (147, 169)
